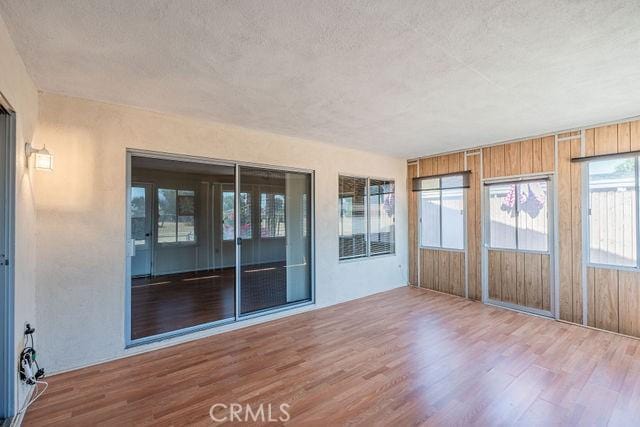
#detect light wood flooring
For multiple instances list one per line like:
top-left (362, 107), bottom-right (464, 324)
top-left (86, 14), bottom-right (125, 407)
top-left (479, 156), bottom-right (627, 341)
top-left (24, 286), bottom-right (640, 426)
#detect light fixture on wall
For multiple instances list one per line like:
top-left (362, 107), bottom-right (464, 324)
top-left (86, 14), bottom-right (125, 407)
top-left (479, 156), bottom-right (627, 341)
top-left (25, 142), bottom-right (54, 171)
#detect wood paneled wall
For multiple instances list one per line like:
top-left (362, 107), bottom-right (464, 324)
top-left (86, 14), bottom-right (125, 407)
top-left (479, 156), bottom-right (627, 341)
top-left (407, 118), bottom-right (640, 340)
top-left (488, 250), bottom-right (551, 311)
top-left (558, 131), bottom-right (583, 324)
top-left (582, 122), bottom-right (640, 335)
top-left (482, 136), bottom-right (555, 178)
top-left (408, 162), bottom-right (418, 285)
top-left (416, 152), bottom-right (466, 296)
top-left (466, 152), bottom-right (482, 300)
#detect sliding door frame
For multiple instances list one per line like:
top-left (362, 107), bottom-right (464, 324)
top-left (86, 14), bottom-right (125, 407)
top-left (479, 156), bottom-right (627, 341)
top-left (125, 149), bottom-right (315, 347)
top-left (0, 101), bottom-right (16, 420)
top-left (481, 172), bottom-right (556, 318)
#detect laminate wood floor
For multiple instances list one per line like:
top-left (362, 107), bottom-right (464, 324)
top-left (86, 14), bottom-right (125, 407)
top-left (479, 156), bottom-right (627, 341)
top-left (24, 286), bottom-right (640, 426)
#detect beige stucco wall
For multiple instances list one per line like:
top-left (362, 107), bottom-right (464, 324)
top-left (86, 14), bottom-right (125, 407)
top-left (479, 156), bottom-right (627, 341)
top-left (0, 13), bottom-right (39, 414)
top-left (33, 92), bottom-right (408, 373)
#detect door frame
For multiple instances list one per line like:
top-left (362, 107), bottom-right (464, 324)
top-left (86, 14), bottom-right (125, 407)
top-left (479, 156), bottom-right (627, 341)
top-left (125, 149), bottom-right (315, 347)
top-left (481, 173), bottom-right (556, 318)
top-left (0, 101), bottom-right (16, 420)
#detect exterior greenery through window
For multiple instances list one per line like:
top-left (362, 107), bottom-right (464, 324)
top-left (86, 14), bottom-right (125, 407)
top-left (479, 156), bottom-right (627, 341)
top-left (339, 175), bottom-right (395, 260)
top-left (588, 157), bottom-right (638, 267)
top-left (157, 188), bottom-right (196, 243)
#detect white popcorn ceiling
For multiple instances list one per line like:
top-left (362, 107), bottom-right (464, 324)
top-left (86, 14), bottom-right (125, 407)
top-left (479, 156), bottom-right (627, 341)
top-left (1, 0), bottom-right (640, 158)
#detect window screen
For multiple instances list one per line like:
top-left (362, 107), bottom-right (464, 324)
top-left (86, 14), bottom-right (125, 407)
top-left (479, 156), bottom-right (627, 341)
top-left (588, 157), bottom-right (637, 267)
top-left (339, 176), bottom-right (368, 259)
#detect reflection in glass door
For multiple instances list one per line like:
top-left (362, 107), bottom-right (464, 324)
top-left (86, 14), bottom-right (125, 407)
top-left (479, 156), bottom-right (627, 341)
top-left (237, 166), bottom-right (313, 315)
top-left (128, 154), bottom-right (314, 343)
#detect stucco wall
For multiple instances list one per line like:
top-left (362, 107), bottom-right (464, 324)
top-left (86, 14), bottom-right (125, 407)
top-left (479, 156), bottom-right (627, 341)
top-left (0, 13), bottom-right (39, 414)
top-left (33, 92), bottom-right (408, 373)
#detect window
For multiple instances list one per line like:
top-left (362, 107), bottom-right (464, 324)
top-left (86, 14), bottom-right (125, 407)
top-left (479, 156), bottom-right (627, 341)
top-left (157, 189), bottom-right (196, 243)
top-left (419, 176), bottom-right (465, 250)
top-left (369, 179), bottom-right (395, 255)
top-left (487, 180), bottom-right (548, 252)
top-left (222, 191), bottom-right (252, 240)
top-left (130, 186), bottom-right (147, 246)
top-left (588, 157), bottom-right (637, 267)
top-left (260, 193), bottom-right (286, 237)
top-left (339, 175), bottom-right (395, 260)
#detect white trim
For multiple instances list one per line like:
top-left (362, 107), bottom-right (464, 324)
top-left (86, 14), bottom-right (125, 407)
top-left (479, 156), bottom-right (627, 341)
top-left (580, 130), bottom-right (589, 326)
top-left (553, 134), bottom-right (561, 320)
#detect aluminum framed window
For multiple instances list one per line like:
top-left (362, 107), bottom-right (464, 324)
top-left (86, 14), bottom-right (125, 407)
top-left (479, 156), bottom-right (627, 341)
top-left (338, 175), bottom-right (395, 260)
top-left (485, 179), bottom-right (550, 253)
top-left (587, 156), bottom-right (639, 268)
top-left (419, 187), bottom-right (465, 250)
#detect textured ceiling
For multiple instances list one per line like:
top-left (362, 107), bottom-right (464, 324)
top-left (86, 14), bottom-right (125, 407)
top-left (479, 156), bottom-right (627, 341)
top-left (2, 0), bottom-right (640, 158)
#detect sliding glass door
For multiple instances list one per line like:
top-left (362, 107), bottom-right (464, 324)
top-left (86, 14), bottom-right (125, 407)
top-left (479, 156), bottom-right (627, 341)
top-left (237, 166), bottom-right (313, 315)
top-left (128, 154), bottom-right (313, 343)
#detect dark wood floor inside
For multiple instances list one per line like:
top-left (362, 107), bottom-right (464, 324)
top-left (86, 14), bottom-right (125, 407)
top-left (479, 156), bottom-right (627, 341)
top-left (131, 262), bottom-right (290, 339)
top-left (25, 286), bottom-right (640, 426)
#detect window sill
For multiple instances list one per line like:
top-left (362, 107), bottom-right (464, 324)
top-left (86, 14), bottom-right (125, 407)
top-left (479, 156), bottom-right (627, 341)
top-left (339, 252), bottom-right (396, 263)
top-left (586, 262), bottom-right (640, 272)
top-left (419, 246), bottom-right (465, 253)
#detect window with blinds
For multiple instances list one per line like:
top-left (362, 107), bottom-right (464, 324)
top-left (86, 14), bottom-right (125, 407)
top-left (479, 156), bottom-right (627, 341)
top-left (339, 175), bottom-right (395, 260)
top-left (369, 179), bottom-right (395, 255)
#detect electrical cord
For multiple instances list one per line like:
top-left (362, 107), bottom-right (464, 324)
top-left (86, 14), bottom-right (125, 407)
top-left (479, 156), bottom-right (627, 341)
top-left (16, 379), bottom-right (48, 415)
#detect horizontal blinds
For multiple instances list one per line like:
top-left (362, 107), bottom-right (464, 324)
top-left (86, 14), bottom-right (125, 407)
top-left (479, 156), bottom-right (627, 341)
top-left (339, 175), bottom-right (368, 259)
top-left (369, 179), bottom-right (395, 255)
top-left (412, 171), bottom-right (471, 191)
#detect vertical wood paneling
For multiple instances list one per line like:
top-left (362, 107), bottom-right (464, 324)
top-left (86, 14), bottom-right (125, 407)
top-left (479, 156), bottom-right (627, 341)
top-left (450, 251), bottom-right (464, 297)
top-left (524, 253), bottom-right (543, 309)
top-left (438, 251), bottom-right (450, 293)
top-left (542, 255), bottom-right (550, 311)
top-left (504, 142), bottom-right (521, 176)
top-left (408, 163), bottom-right (418, 285)
top-left (488, 251), bottom-right (502, 300)
top-left (482, 148), bottom-right (491, 178)
top-left (631, 120), bottom-right (640, 151)
top-left (619, 271), bottom-right (640, 337)
top-left (618, 122), bottom-right (631, 153)
top-left (594, 268), bottom-right (619, 332)
top-left (466, 153), bottom-right (482, 300)
top-left (501, 251), bottom-right (517, 304)
top-left (520, 139), bottom-right (533, 174)
top-left (409, 119), bottom-right (640, 340)
top-left (516, 252), bottom-right (525, 306)
top-left (558, 139), bottom-right (573, 321)
top-left (532, 138), bottom-right (543, 172)
top-left (587, 268), bottom-right (596, 327)
top-left (490, 145), bottom-right (505, 178)
top-left (570, 138), bottom-right (583, 324)
top-left (541, 136), bottom-right (555, 172)
top-left (488, 250), bottom-right (549, 312)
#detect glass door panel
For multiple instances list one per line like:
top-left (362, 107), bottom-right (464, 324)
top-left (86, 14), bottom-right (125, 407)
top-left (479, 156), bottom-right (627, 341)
top-left (238, 166), bottom-right (312, 315)
top-left (129, 156), bottom-right (236, 340)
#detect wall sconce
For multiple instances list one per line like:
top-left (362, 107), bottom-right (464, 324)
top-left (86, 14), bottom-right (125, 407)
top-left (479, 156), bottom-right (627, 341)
top-left (25, 142), bottom-right (54, 171)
